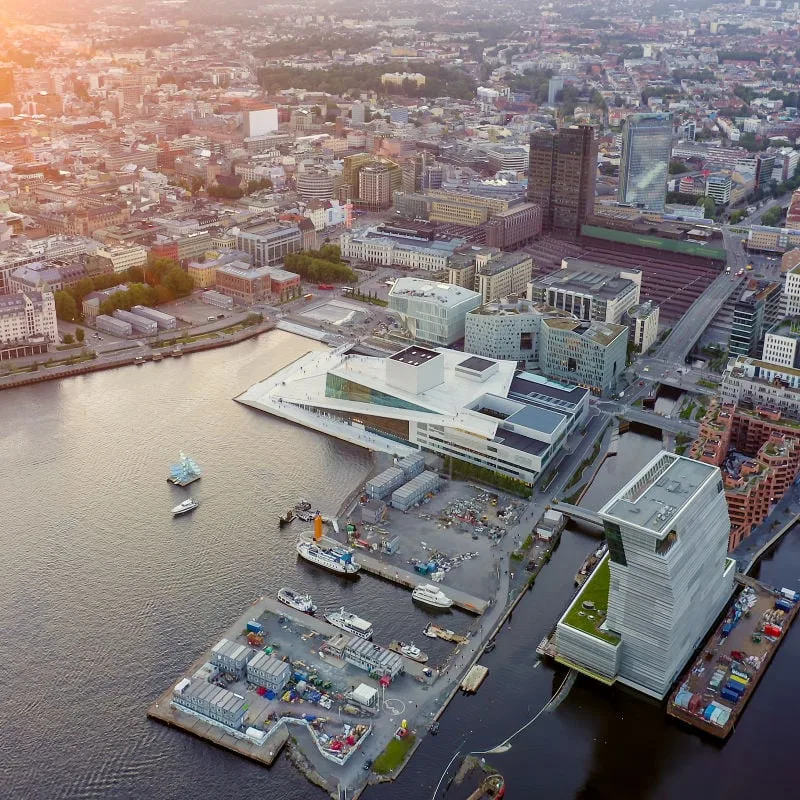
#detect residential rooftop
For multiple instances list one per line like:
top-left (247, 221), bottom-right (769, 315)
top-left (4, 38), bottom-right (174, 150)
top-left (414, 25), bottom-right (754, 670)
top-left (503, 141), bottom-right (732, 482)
top-left (541, 317), bottom-right (627, 347)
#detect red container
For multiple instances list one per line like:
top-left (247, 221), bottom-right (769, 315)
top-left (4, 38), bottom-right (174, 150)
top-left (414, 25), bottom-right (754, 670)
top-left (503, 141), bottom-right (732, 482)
top-left (764, 623), bottom-right (782, 638)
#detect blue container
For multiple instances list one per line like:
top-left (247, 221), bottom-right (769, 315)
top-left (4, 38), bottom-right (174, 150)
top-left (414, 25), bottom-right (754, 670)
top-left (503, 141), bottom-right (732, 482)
top-left (265, 690), bottom-right (276, 700)
top-left (720, 689), bottom-right (740, 703)
top-left (703, 706), bottom-right (715, 720)
top-left (247, 621), bottom-right (263, 634)
top-left (722, 622), bottom-right (733, 635)
top-left (724, 682), bottom-right (744, 696)
top-left (775, 598), bottom-right (792, 612)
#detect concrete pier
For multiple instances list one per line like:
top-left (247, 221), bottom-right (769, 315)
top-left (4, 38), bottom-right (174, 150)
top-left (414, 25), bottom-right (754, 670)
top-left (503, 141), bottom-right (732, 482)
top-left (319, 536), bottom-right (489, 615)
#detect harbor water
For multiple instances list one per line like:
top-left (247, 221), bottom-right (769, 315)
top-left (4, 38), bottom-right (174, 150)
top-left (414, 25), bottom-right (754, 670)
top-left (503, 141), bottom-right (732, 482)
top-left (1, 331), bottom-right (799, 800)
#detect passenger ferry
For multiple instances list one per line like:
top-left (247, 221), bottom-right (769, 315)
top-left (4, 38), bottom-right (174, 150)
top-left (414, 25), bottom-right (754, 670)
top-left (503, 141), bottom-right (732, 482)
top-left (296, 540), bottom-right (360, 576)
top-left (277, 587), bottom-right (317, 614)
top-left (324, 608), bottom-right (373, 639)
top-left (412, 584), bottom-right (454, 609)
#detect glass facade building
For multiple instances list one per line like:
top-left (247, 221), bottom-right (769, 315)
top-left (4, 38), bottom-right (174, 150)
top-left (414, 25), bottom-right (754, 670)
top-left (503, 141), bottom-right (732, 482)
top-left (618, 113), bottom-right (673, 212)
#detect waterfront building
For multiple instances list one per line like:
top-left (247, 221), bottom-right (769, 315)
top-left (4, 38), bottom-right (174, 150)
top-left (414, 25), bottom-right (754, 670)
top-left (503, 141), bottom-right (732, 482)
top-left (625, 301), bottom-right (660, 354)
top-left (112, 309), bottom-right (157, 335)
top-left (130, 305), bottom-right (177, 330)
top-left (340, 226), bottom-right (465, 272)
top-left (527, 125), bottom-right (597, 239)
top-left (729, 280), bottom-right (781, 358)
top-left (555, 452), bottom-right (736, 699)
top-left (690, 399), bottom-right (800, 550)
top-left (238, 345), bottom-right (590, 485)
top-left (618, 112), bottom-right (673, 212)
top-left (0, 291), bottom-right (57, 344)
top-left (388, 278), bottom-right (481, 345)
top-left (235, 226), bottom-right (301, 267)
top-left (328, 634), bottom-right (404, 679)
top-left (529, 259), bottom-right (641, 326)
top-left (464, 299), bottom-right (551, 368)
top-left (95, 314), bottom-right (132, 337)
top-left (539, 318), bottom-right (627, 397)
top-left (176, 681), bottom-right (247, 728)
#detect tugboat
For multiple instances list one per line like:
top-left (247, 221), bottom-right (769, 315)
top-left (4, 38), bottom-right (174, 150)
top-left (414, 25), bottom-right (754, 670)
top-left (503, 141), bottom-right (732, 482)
top-left (279, 509), bottom-right (295, 527)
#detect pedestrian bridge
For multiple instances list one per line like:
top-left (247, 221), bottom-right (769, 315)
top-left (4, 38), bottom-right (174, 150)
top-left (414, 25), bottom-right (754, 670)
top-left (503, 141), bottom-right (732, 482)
top-left (554, 502), bottom-right (604, 532)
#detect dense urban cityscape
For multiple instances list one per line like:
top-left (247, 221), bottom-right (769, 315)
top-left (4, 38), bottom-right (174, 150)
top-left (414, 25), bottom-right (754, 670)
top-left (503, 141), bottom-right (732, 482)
top-left (5, 0), bottom-right (800, 797)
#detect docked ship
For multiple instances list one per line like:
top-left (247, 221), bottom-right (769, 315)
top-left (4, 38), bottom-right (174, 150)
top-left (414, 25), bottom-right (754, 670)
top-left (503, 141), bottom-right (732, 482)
top-left (412, 584), bottom-right (454, 609)
top-left (296, 540), bottom-right (360, 576)
top-left (324, 608), bottom-right (373, 639)
top-left (172, 497), bottom-right (199, 516)
top-left (167, 452), bottom-right (202, 486)
top-left (390, 641), bottom-right (429, 663)
top-left (277, 587), bottom-right (317, 614)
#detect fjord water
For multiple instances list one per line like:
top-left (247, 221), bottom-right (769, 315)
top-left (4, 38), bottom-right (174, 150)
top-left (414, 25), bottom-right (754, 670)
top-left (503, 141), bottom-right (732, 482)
top-left (1, 331), bottom-right (798, 800)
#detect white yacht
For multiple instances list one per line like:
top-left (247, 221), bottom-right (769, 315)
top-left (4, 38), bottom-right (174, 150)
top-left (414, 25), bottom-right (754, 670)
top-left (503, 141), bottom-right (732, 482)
top-left (277, 587), bottom-right (317, 614)
top-left (324, 608), bottom-right (374, 639)
top-left (412, 584), bottom-right (454, 609)
top-left (172, 498), bottom-right (199, 516)
top-left (398, 642), bottom-right (428, 663)
top-left (296, 540), bottom-right (360, 576)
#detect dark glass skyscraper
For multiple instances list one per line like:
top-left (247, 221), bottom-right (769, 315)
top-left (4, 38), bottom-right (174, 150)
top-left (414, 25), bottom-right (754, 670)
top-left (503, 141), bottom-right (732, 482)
top-left (527, 125), bottom-right (597, 240)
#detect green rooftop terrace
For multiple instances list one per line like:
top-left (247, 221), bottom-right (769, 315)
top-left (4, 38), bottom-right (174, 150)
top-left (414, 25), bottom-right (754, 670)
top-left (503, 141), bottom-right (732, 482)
top-left (562, 554), bottom-right (620, 645)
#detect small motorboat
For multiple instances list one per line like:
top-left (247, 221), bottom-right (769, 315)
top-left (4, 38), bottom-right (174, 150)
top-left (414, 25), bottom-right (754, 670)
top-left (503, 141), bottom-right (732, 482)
top-left (429, 721), bottom-right (440, 735)
top-left (172, 498), bottom-right (199, 516)
top-left (279, 509), bottom-right (294, 527)
top-left (484, 640), bottom-right (496, 654)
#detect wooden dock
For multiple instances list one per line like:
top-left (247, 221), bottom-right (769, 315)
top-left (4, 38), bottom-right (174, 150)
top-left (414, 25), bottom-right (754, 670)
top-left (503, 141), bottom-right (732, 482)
top-left (321, 537), bottom-right (489, 615)
top-left (460, 665), bottom-right (489, 694)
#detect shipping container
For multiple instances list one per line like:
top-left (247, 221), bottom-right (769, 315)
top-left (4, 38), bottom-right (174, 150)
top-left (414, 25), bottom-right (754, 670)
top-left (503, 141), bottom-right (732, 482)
top-left (720, 689), bottom-right (740, 703)
top-left (247, 620), bottom-right (264, 634)
top-left (729, 674), bottom-right (748, 688)
top-left (764, 623), bottom-right (782, 638)
top-left (775, 598), bottom-right (793, 612)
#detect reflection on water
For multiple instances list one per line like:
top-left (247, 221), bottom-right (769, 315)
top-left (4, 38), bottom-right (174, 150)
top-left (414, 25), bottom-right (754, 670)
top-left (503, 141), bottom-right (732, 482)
top-left (577, 429), bottom-right (664, 511)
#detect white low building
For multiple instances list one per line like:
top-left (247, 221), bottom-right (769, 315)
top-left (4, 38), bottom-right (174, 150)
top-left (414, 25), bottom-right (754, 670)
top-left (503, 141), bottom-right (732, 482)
top-left (237, 344), bottom-right (590, 485)
top-left (0, 291), bottom-right (57, 343)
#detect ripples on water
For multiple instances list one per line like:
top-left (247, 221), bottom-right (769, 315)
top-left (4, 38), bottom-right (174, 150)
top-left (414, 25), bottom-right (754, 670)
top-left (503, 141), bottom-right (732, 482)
top-left (2, 333), bottom-right (800, 800)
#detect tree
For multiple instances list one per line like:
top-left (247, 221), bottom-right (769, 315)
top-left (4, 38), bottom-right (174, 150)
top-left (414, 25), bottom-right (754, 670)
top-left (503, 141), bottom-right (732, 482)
top-left (730, 209), bottom-right (746, 224)
top-left (75, 327), bottom-right (85, 343)
top-left (669, 160), bottom-right (690, 175)
top-left (54, 290), bottom-right (78, 322)
top-left (63, 333), bottom-right (74, 344)
top-left (696, 196), bottom-right (716, 218)
top-left (762, 205), bottom-right (784, 227)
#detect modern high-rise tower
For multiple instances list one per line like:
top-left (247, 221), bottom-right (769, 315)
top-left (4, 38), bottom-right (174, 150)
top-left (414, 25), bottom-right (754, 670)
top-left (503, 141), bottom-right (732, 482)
top-left (618, 112), bottom-right (673, 212)
top-left (527, 125), bottom-right (597, 240)
top-left (555, 451), bottom-right (735, 698)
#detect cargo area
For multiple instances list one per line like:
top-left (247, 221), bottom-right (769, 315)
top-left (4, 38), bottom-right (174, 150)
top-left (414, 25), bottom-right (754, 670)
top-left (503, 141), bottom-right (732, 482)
top-left (667, 576), bottom-right (800, 738)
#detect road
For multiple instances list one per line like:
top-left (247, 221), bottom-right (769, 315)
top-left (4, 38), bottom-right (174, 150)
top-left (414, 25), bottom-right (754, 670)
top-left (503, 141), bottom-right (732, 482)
top-left (596, 402), bottom-right (700, 437)
top-left (655, 229), bottom-right (748, 364)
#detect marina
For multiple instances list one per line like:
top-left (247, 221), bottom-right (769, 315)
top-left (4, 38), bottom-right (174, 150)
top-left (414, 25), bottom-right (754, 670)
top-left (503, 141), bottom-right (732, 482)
top-left (318, 535), bottom-right (488, 615)
top-left (667, 576), bottom-right (800, 739)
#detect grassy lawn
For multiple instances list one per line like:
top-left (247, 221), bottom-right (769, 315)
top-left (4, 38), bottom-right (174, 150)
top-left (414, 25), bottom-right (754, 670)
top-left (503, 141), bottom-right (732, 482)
top-left (679, 401), bottom-right (695, 420)
top-left (562, 555), bottom-right (619, 645)
top-left (372, 733), bottom-right (416, 775)
top-left (697, 378), bottom-right (717, 389)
